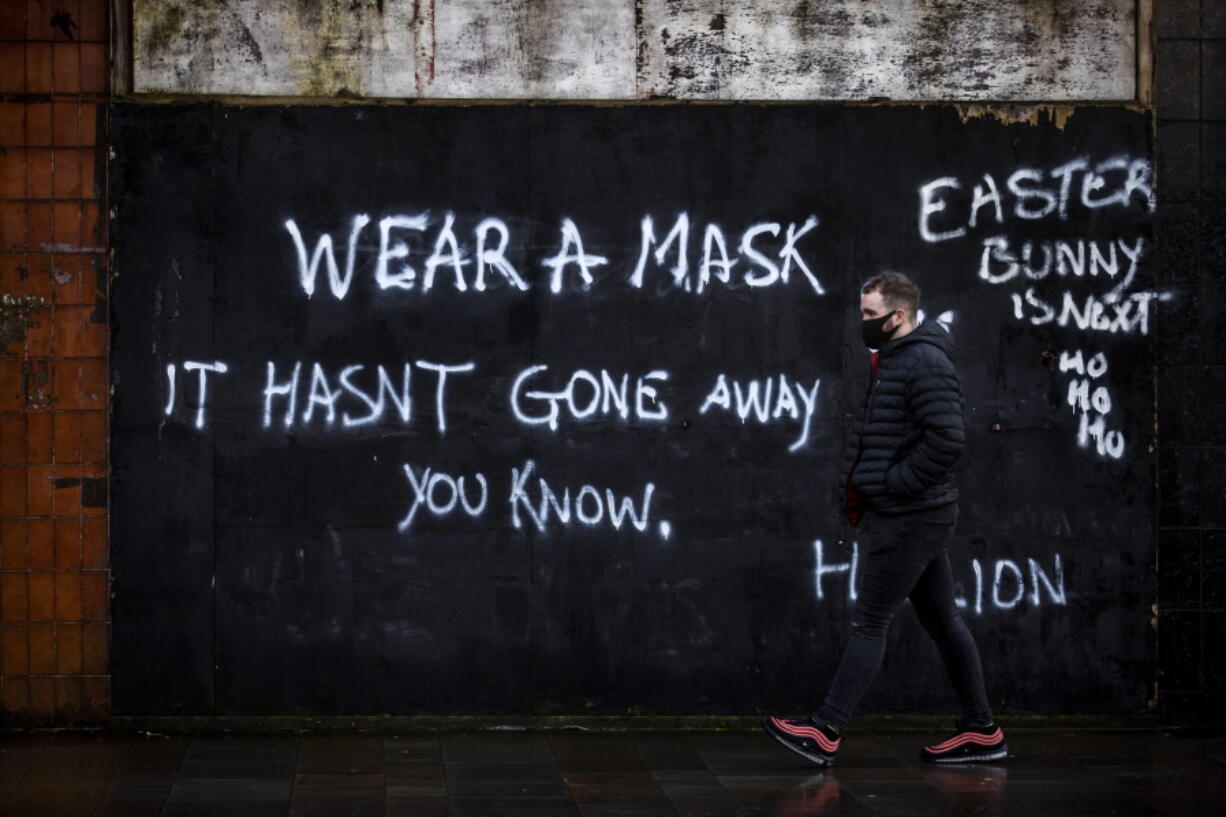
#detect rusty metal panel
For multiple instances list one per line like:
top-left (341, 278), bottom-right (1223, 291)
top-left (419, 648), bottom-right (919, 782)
top-left (133, 0), bottom-right (1137, 101)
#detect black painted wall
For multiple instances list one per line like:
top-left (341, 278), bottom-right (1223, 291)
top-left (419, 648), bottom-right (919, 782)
top-left (1154, 0), bottom-right (1226, 725)
top-left (109, 103), bottom-right (1156, 718)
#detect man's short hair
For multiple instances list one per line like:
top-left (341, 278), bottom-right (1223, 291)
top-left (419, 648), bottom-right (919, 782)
top-left (862, 271), bottom-right (921, 319)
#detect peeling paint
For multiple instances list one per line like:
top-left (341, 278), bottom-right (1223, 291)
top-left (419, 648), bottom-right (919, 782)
top-left (22, 360), bottom-right (51, 409)
top-left (953, 103), bottom-right (1078, 129)
top-left (0, 294), bottom-right (47, 355)
top-left (643, 0), bottom-right (1133, 101)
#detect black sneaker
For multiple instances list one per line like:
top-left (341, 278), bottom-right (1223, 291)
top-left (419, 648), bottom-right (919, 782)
top-left (920, 723), bottom-right (1008, 764)
top-left (761, 715), bottom-right (841, 767)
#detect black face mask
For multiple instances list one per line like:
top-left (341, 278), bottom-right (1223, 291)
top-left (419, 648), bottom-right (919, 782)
top-left (861, 312), bottom-right (899, 349)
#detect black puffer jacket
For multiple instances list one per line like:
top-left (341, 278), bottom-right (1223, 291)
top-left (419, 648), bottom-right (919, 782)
top-left (844, 320), bottom-right (964, 515)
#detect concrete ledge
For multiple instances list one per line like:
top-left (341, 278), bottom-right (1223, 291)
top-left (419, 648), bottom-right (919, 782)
top-left (132, 0), bottom-right (1137, 102)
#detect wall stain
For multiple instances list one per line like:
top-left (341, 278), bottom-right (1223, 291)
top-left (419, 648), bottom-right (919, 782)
top-left (635, 0), bottom-right (648, 91)
top-left (411, 0), bottom-right (434, 96)
top-left (427, 0), bottom-right (436, 84)
top-left (219, 0), bottom-right (265, 67)
top-left (50, 9), bottom-right (78, 40)
top-left (139, 3), bottom-right (187, 61)
top-left (283, 0), bottom-right (368, 97)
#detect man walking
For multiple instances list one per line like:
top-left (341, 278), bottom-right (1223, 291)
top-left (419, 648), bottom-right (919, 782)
top-left (762, 272), bottom-right (1006, 766)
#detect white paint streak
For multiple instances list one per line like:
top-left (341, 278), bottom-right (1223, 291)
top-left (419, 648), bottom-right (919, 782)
top-left (543, 219), bottom-right (608, 294)
top-left (164, 363), bottom-right (176, 416)
top-left (181, 360), bottom-right (229, 429)
top-left (414, 360), bottom-right (475, 434)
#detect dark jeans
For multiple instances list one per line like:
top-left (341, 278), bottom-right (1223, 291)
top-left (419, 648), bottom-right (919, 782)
top-left (815, 504), bottom-right (993, 730)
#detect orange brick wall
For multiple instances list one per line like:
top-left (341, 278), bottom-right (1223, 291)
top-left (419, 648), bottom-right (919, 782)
top-left (0, 0), bottom-right (109, 726)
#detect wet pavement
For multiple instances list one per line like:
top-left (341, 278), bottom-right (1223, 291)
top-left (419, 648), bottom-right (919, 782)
top-left (0, 729), bottom-right (1222, 816)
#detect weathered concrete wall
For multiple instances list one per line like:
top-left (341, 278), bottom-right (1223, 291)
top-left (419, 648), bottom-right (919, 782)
top-left (133, 0), bottom-right (1138, 101)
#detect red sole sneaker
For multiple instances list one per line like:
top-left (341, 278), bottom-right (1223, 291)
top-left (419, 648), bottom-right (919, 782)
top-left (761, 716), bottom-right (840, 767)
top-left (920, 726), bottom-right (1008, 764)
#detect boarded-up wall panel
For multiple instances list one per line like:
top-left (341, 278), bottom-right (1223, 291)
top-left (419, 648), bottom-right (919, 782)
top-left (110, 103), bottom-right (1156, 716)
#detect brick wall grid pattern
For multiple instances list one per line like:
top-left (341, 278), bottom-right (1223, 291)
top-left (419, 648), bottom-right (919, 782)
top-left (0, 0), bottom-right (110, 725)
top-left (1154, 0), bottom-right (1226, 722)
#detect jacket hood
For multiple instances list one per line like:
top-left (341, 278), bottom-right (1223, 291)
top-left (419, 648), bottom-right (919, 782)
top-left (881, 317), bottom-right (956, 360)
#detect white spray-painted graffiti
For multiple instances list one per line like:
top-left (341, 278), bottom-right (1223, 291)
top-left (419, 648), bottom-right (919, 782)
top-left (395, 461), bottom-right (667, 539)
top-left (161, 358), bottom-right (824, 458)
top-left (257, 360), bottom-right (475, 433)
top-left (394, 460), bottom-right (667, 540)
top-left (1009, 288), bottom-right (1155, 335)
top-left (1059, 349), bottom-right (1125, 460)
top-left (158, 355), bottom-right (821, 548)
top-left (508, 459), bottom-right (664, 538)
top-left (916, 154), bottom-right (1157, 462)
top-left (698, 374), bottom-right (821, 453)
top-left (510, 366), bottom-right (671, 430)
top-left (283, 212), bottom-right (825, 296)
top-left (163, 361), bottom-right (229, 429)
top-left (394, 458), bottom-right (666, 539)
top-left (398, 463), bottom-right (490, 532)
top-left (918, 157), bottom-right (1155, 243)
top-left (151, 164), bottom-right (1149, 619)
top-left (814, 540), bottom-right (1067, 615)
